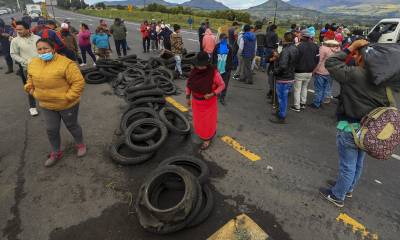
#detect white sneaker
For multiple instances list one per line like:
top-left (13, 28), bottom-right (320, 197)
top-left (29, 108), bottom-right (39, 116)
top-left (93, 63), bottom-right (96, 67)
top-left (80, 63), bottom-right (87, 67)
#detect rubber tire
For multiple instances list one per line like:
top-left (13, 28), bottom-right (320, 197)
top-left (158, 155), bottom-right (209, 185)
top-left (125, 118), bottom-right (168, 153)
top-left (159, 107), bottom-right (191, 135)
top-left (109, 138), bottom-right (155, 165)
top-left (125, 83), bottom-right (158, 94)
top-left (84, 71), bottom-right (107, 84)
top-left (125, 89), bottom-right (164, 103)
top-left (186, 184), bottom-right (214, 228)
top-left (128, 97), bottom-right (166, 106)
top-left (120, 107), bottom-right (159, 133)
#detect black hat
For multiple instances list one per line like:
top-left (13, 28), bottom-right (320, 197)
top-left (194, 52), bottom-right (210, 67)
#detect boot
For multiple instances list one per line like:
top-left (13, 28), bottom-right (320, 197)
top-left (45, 151), bottom-right (63, 167)
top-left (5, 64), bottom-right (13, 74)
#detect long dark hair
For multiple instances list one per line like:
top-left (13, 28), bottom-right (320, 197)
top-left (81, 23), bottom-right (89, 30)
top-left (36, 38), bottom-right (55, 49)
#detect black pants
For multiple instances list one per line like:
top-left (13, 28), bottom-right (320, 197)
top-left (199, 38), bottom-right (203, 52)
top-left (4, 52), bottom-right (13, 69)
top-left (80, 45), bottom-right (96, 64)
top-left (114, 39), bottom-right (127, 56)
top-left (142, 37), bottom-right (150, 52)
top-left (164, 40), bottom-right (171, 51)
top-left (220, 71), bottom-right (231, 99)
top-left (19, 65), bottom-right (36, 108)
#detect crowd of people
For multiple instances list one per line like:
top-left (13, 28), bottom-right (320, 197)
top-left (0, 14), bottom-right (393, 209)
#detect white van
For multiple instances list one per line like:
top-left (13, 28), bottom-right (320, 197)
top-left (370, 18), bottom-right (400, 43)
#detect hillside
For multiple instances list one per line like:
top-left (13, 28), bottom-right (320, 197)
top-left (180, 0), bottom-right (229, 10)
top-left (102, 0), bottom-right (176, 7)
top-left (246, 0), bottom-right (323, 21)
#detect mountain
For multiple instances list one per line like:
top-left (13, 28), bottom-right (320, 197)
top-left (289, 0), bottom-right (399, 10)
top-left (102, 0), bottom-right (176, 7)
top-left (246, 0), bottom-right (323, 21)
top-left (180, 0), bottom-right (229, 10)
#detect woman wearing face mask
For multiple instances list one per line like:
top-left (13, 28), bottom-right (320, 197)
top-left (25, 38), bottom-right (86, 167)
top-left (186, 52), bottom-right (225, 150)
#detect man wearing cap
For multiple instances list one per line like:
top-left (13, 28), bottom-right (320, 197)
top-left (290, 28), bottom-right (319, 112)
top-left (60, 23), bottom-right (80, 62)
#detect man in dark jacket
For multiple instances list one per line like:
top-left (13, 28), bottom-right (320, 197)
top-left (265, 24), bottom-right (279, 98)
top-left (198, 22), bottom-right (206, 52)
top-left (110, 18), bottom-right (127, 57)
top-left (212, 33), bottom-right (234, 105)
top-left (290, 29), bottom-right (319, 112)
top-left (254, 24), bottom-right (266, 71)
top-left (238, 25), bottom-right (256, 84)
top-left (158, 25), bottom-right (173, 51)
top-left (0, 18), bottom-right (15, 74)
top-left (270, 32), bottom-right (298, 124)
top-left (319, 39), bottom-right (391, 208)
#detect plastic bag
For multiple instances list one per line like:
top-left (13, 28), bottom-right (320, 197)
top-left (364, 43), bottom-right (400, 89)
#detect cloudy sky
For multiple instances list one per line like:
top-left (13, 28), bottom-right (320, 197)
top-left (81, 0), bottom-right (287, 10)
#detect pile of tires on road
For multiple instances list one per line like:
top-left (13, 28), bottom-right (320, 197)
top-left (135, 155), bottom-right (214, 234)
top-left (81, 51), bottom-right (196, 98)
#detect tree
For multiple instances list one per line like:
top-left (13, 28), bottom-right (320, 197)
top-left (95, 2), bottom-right (106, 9)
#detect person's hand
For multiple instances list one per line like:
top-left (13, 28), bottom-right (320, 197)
top-left (29, 89), bottom-right (34, 95)
top-left (349, 39), bottom-right (369, 52)
top-left (204, 93), bottom-right (215, 99)
top-left (186, 98), bottom-right (191, 107)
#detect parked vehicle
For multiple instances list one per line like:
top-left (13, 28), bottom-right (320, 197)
top-left (370, 18), bottom-right (400, 44)
top-left (26, 4), bottom-right (42, 22)
top-left (0, 9), bottom-right (8, 15)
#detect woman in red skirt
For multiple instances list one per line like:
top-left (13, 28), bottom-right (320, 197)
top-left (186, 52), bottom-right (225, 150)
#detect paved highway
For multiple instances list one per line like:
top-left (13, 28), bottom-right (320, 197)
top-left (0, 8), bottom-right (399, 240)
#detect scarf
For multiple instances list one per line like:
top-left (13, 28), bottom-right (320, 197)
top-left (187, 65), bottom-right (215, 94)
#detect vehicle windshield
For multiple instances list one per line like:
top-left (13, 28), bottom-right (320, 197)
top-left (374, 22), bottom-right (399, 34)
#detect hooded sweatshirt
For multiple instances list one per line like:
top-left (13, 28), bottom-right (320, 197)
top-left (202, 29), bottom-right (216, 54)
top-left (314, 44), bottom-right (340, 75)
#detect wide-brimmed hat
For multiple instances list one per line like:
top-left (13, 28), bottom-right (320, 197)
top-left (194, 52), bottom-right (210, 67)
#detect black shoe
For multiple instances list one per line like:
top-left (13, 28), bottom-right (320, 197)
top-left (326, 180), bottom-right (353, 198)
top-left (308, 103), bottom-right (320, 109)
top-left (319, 187), bottom-right (344, 207)
top-left (266, 90), bottom-right (272, 99)
top-left (290, 106), bottom-right (300, 112)
top-left (300, 104), bottom-right (306, 109)
top-left (219, 98), bottom-right (226, 105)
top-left (245, 82), bottom-right (253, 85)
top-left (5, 70), bottom-right (13, 74)
top-left (269, 117), bottom-right (286, 124)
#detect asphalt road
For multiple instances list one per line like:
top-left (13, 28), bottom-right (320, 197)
top-left (1, 8), bottom-right (399, 240)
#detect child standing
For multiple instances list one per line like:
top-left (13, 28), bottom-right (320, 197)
top-left (92, 27), bottom-right (110, 60)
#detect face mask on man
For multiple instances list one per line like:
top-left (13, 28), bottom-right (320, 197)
top-left (39, 52), bottom-right (54, 61)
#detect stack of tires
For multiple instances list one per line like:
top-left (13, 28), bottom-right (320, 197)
top-left (159, 50), bottom-right (196, 78)
top-left (136, 155), bottom-right (214, 234)
top-left (110, 105), bottom-right (191, 165)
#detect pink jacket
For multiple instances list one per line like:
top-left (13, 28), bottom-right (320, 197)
top-left (314, 45), bottom-right (340, 76)
top-left (78, 30), bottom-right (91, 47)
top-left (202, 29), bottom-right (216, 54)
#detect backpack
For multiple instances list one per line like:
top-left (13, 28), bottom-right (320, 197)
top-left (351, 88), bottom-right (400, 160)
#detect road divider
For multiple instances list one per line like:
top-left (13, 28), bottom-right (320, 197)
top-left (221, 136), bottom-right (261, 161)
top-left (336, 213), bottom-right (379, 240)
top-left (165, 97), bottom-right (189, 112)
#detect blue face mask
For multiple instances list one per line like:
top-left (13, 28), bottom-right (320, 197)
top-left (39, 52), bottom-right (54, 61)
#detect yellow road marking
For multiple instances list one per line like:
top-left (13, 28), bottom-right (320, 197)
top-left (221, 136), bottom-right (261, 161)
top-left (165, 97), bottom-right (188, 112)
top-left (208, 214), bottom-right (269, 240)
top-left (336, 213), bottom-right (379, 240)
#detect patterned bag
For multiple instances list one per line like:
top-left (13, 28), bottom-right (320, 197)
top-left (351, 88), bottom-right (400, 160)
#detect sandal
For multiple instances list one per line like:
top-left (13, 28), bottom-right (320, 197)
top-left (200, 140), bottom-right (211, 150)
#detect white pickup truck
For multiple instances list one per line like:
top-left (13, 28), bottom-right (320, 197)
top-left (26, 4), bottom-right (42, 22)
top-left (370, 18), bottom-right (400, 44)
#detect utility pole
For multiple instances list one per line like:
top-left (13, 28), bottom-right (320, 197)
top-left (273, 0), bottom-right (278, 24)
top-left (50, 0), bottom-right (56, 20)
top-left (16, 0), bottom-right (21, 12)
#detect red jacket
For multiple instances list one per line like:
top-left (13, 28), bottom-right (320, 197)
top-left (140, 24), bottom-right (149, 39)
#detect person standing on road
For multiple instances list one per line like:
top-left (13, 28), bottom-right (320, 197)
top-left (265, 24), bottom-right (279, 99)
top-left (92, 27), bottom-right (111, 60)
top-left (150, 22), bottom-right (159, 52)
top-left (158, 24), bottom-right (172, 51)
top-left (187, 16), bottom-right (193, 30)
top-left (21, 13), bottom-right (32, 29)
top-left (212, 33), bottom-right (233, 105)
top-left (311, 40), bottom-right (340, 109)
top-left (290, 29), bottom-right (319, 112)
top-left (319, 39), bottom-right (391, 208)
top-left (254, 23), bottom-right (266, 71)
top-left (140, 20), bottom-right (150, 53)
top-left (269, 32), bottom-right (298, 124)
top-left (238, 25), bottom-right (257, 84)
top-left (186, 52), bottom-right (225, 150)
top-left (78, 23), bottom-right (96, 67)
top-left (110, 18), bottom-right (127, 57)
top-left (0, 18), bottom-right (15, 74)
top-left (10, 21), bottom-right (40, 116)
top-left (202, 28), bottom-right (216, 58)
top-left (60, 23), bottom-right (81, 64)
top-left (198, 22), bottom-right (206, 52)
top-left (171, 24), bottom-right (185, 79)
top-left (25, 38), bottom-right (86, 167)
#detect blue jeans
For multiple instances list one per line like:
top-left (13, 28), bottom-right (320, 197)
top-left (332, 130), bottom-right (366, 200)
top-left (276, 82), bottom-right (293, 119)
top-left (313, 74), bottom-right (332, 107)
top-left (256, 47), bottom-right (266, 69)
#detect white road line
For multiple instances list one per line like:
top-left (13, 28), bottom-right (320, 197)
top-left (391, 154), bottom-right (400, 160)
